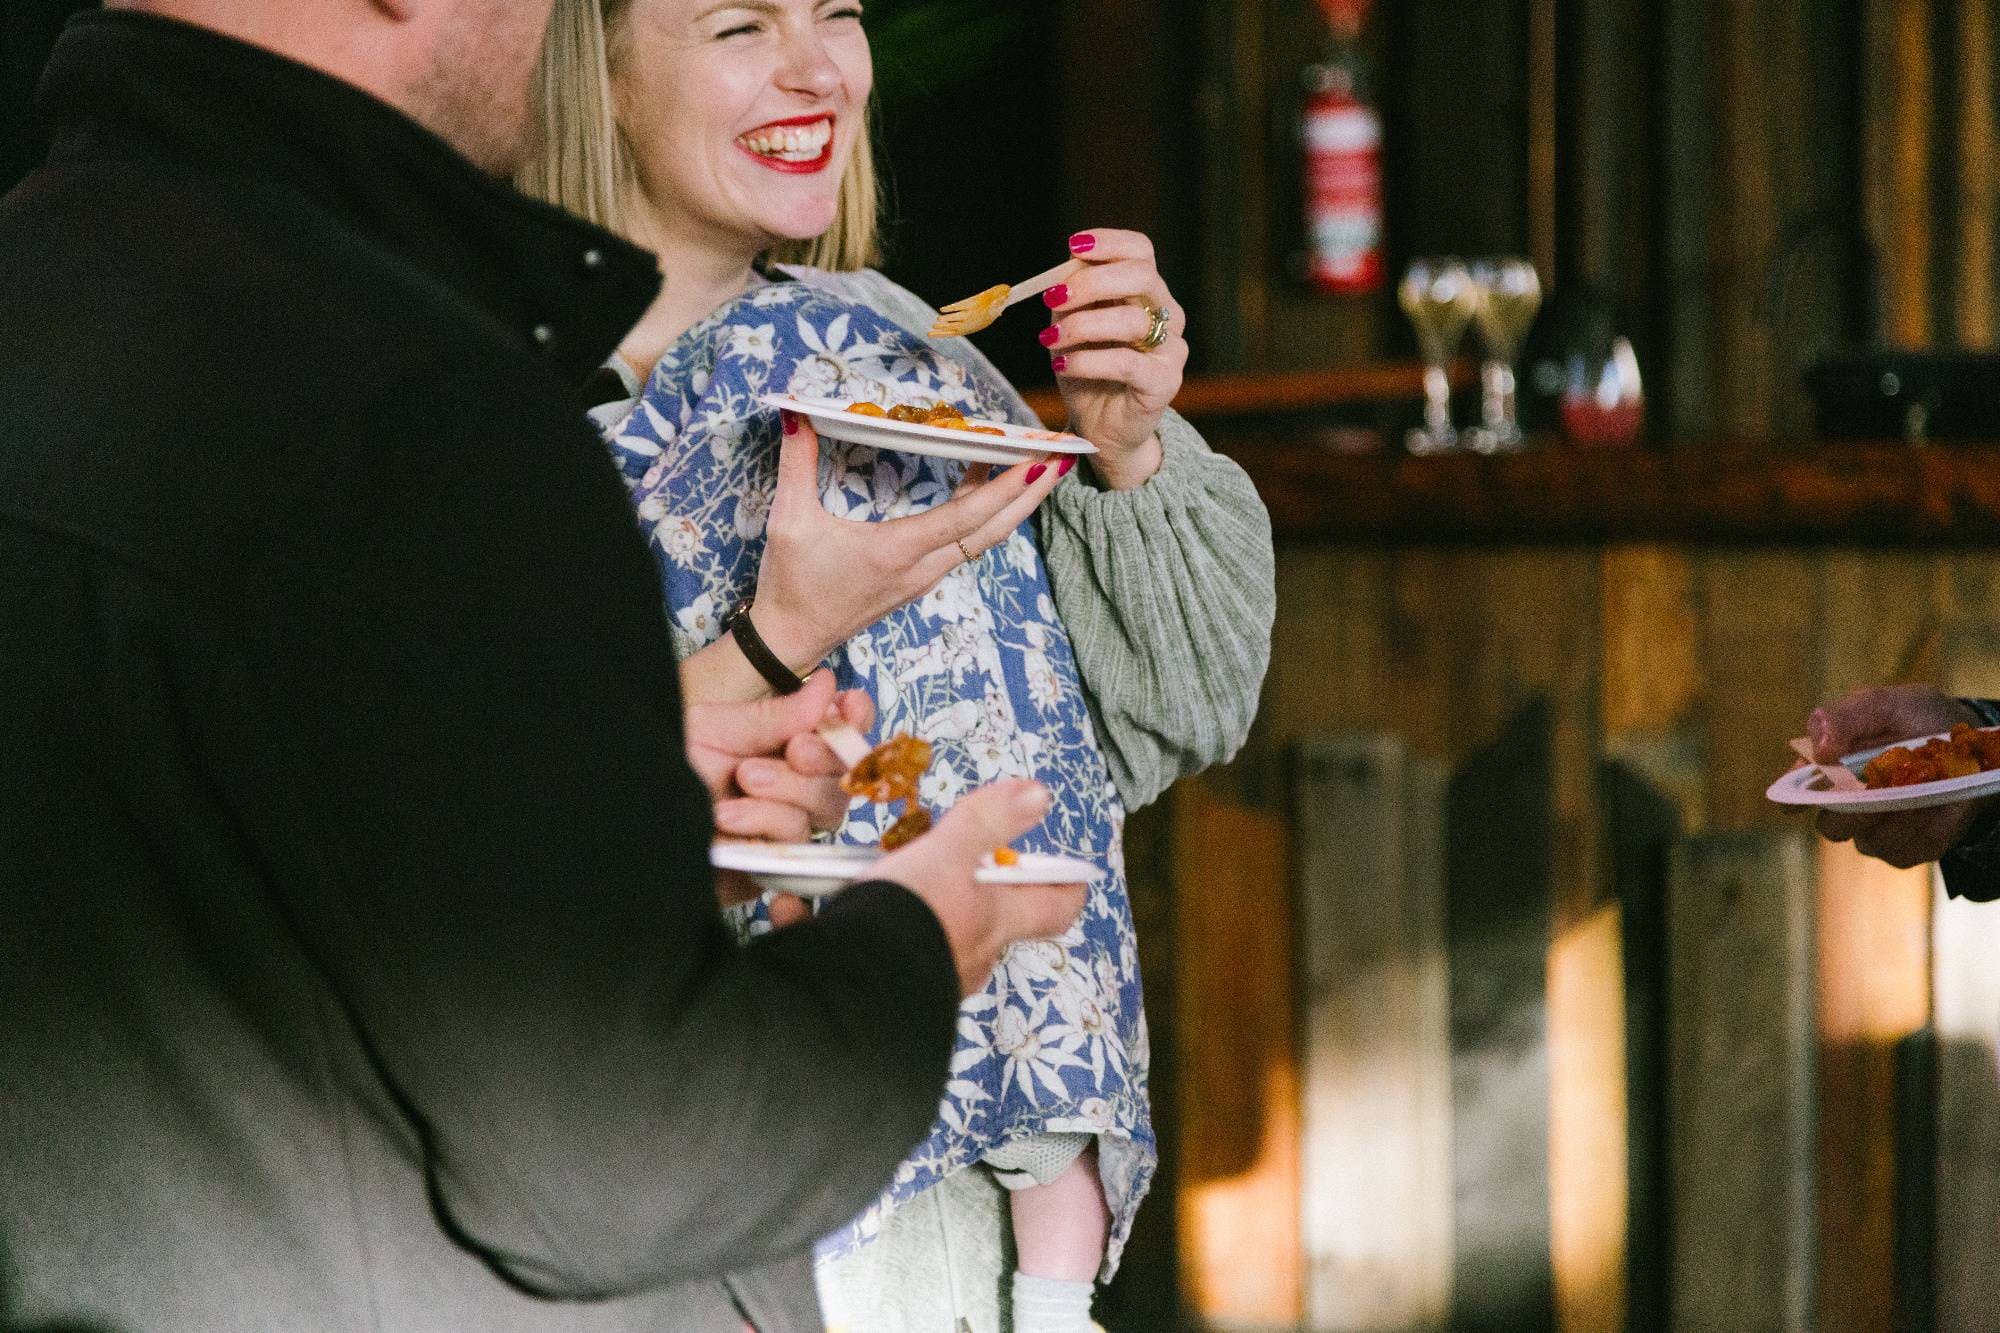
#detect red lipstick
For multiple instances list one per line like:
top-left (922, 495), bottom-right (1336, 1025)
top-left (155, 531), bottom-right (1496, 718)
top-left (736, 114), bottom-right (837, 175)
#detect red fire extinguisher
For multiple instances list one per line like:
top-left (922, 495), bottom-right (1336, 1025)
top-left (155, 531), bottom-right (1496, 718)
top-left (1302, 2), bottom-right (1383, 296)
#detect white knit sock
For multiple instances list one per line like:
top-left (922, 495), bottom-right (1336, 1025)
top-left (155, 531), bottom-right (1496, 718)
top-left (1010, 1272), bottom-right (1095, 1333)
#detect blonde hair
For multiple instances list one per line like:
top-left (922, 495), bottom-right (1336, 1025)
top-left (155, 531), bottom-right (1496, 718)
top-left (519, 0), bottom-right (882, 272)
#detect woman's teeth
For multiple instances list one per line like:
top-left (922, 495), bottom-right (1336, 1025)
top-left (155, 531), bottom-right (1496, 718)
top-left (738, 120), bottom-right (833, 162)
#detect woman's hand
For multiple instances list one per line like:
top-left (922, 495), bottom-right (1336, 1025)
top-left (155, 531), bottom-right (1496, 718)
top-left (729, 412), bottom-right (1066, 688)
top-left (1041, 229), bottom-right (1189, 491)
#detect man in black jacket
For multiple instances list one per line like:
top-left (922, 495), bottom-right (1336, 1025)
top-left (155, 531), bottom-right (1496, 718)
top-left (0, 3), bottom-right (1082, 1330)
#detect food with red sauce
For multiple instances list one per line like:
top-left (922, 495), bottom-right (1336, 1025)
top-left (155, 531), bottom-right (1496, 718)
top-left (841, 733), bottom-right (934, 850)
top-left (845, 399), bottom-right (1007, 436)
top-left (1861, 723), bottom-right (2000, 788)
top-left (839, 732), bottom-right (1022, 862)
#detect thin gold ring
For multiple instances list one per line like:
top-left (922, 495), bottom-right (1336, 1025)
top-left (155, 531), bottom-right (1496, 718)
top-left (1136, 303), bottom-right (1172, 352)
top-left (956, 537), bottom-right (976, 565)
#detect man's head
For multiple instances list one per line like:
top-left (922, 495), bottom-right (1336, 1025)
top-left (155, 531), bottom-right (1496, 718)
top-left (108, 0), bottom-right (559, 173)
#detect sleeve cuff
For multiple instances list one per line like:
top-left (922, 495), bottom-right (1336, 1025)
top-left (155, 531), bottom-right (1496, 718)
top-left (815, 878), bottom-right (960, 1011)
top-left (1059, 410), bottom-right (1221, 514)
top-left (1941, 697), bottom-right (2000, 900)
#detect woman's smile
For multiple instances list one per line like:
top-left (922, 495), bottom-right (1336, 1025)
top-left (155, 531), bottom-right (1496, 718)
top-left (735, 113), bottom-right (836, 173)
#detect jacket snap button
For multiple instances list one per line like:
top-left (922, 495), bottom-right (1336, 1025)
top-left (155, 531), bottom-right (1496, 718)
top-left (532, 324), bottom-right (556, 350)
top-left (582, 248), bottom-right (606, 271)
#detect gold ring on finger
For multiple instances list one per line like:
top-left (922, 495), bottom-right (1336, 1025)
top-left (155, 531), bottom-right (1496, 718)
top-left (1135, 303), bottom-right (1171, 352)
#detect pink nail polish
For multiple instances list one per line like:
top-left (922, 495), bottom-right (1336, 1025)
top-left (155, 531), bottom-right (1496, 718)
top-left (1058, 456), bottom-right (1076, 478)
top-left (1050, 355), bottom-right (1069, 374)
top-left (1069, 232), bottom-right (1096, 254)
top-left (1038, 325), bottom-right (1062, 348)
top-left (1043, 284), bottom-right (1069, 309)
top-left (1026, 464), bottom-right (1047, 485)
top-left (781, 410), bottom-right (798, 436)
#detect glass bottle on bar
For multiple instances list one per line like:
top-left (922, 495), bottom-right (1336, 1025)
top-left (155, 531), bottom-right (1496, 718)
top-left (1299, 13), bottom-right (1383, 298)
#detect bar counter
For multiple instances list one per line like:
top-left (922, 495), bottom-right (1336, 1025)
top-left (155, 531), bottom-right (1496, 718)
top-left (1222, 439), bottom-right (2000, 546)
top-left (1029, 369), bottom-right (2000, 546)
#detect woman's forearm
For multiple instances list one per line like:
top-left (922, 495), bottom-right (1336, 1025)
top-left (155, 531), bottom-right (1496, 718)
top-left (677, 603), bottom-right (840, 705)
top-left (678, 636), bottom-right (779, 704)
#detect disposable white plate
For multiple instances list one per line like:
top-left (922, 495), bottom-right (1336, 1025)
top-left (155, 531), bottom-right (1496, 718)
top-left (762, 393), bottom-right (1096, 468)
top-left (710, 840), bottom-right (1103, 899)
top-left (1765, 730), bottom-right (2000, 813)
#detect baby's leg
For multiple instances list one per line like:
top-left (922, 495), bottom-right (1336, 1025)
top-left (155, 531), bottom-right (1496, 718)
top-left (1003, 1145), bottom-right (1108, 1333)
top-left (1010, 1147), bottom-right (1109, 1280)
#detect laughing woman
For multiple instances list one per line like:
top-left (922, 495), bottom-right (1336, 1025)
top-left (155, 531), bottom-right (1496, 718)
top-left (519, 2), bottom-right (1274, 1329)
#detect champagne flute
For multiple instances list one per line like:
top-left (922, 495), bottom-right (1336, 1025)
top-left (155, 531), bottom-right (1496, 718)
top-left (1466, 257), bottom-right (1542, 453)
top-left (1398, 258), bottom-right (1478, 454)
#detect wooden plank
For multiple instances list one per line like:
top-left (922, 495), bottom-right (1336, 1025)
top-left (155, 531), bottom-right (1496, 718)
top-left (1601, 545), bottom-right (1707, 834)
top-left (1193, 0), bottom-right (1264, 371)
top-left (1669, 832), bottom-right (1816, 1332)
top-left (1813, 840), bottom-right (1932, 1333)
top-left (1864, 0), bottom-right (1935, 346)
top-left (1956, 0), bottom-right (1997, 345)
top-left (1713, 0), bottom-right (1780, 439)
top-left (1602, 761), bottom-right (1689, 1331)
top-left (1294, 736), bottom-right (1452, 1332)
top-left (1386, 550), bottom-right (1485, 765)
top-left (1099, 796), bottom-right (1179, 1329)
top-left (1814, 551), bottom-right (1936, 1333)
top-left (1697, 553), bottom-right (1823, 832)
top-left (1527, 0), bottom-right (1558, 283)
top-left (1548, 903), bottom-right (1629, 1333)
top-left (1171, 780), bottom-right (1302, 1328)
top-left (1018, 364), bottom-right (1472, 431)
top-left (1469, 551), bottom-right (1604, 927)
top-left (1928, 628), bottom-right (2000, 1331)
top-left (1445, 700), bottom-right (1557, 1330)
top-left (1602, 547), bottom-right (1702, 739)
top-left (1659, 0), bottom-right (1720, 442)
top-left (1220, 441), bottom-right (2000, 547)
top-left (1929, 877), bottom-right (2000, 1333)
top-left (1821, 552), bottom-right (1939, 697)
top-left (1263, 549), bottom-right (1389, 751)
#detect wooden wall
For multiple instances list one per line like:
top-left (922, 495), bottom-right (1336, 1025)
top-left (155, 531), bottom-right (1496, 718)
top-left (1135, 542), bottom-right (2000, 1331)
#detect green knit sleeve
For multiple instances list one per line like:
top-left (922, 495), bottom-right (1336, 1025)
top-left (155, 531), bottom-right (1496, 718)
top-left (1034, 412), bottom-right (1275, 810)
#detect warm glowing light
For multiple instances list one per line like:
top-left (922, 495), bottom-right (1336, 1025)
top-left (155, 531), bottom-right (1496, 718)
top-left (1548, 904), bottom-right (1630, 1332)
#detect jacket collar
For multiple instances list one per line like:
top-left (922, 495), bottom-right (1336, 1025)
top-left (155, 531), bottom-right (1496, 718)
top-left (36, 10), bottom-right (660, 386)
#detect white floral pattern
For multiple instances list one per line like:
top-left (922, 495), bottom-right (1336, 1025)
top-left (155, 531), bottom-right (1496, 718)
top-left (594, 282), bottom-right (1154, 1272)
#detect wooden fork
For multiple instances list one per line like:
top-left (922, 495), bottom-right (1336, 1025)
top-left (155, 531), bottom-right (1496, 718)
top-left (929, 258), bottom-right (1086, 339)
top-left (1789, 736), bottom-right (1865, 791)
top-left (817, 721), bottom-right (875, 771)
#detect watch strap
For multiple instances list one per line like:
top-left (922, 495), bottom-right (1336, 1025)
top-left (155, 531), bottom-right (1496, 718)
top-left (725, 601), bottom-right (809, 695)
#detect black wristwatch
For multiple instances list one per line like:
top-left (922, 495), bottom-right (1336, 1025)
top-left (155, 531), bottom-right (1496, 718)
top-left (722, 600), bottom-right (810, 695)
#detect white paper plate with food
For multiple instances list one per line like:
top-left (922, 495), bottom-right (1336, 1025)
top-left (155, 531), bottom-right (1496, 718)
top-left (762, 393), bottom-right (1096, 467)
top-left (710, 841), bottom-right (1103, 899)
top-left (1766, 727), bottom-right (2000, 813)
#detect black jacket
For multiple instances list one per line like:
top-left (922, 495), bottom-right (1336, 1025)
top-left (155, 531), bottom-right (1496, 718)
top-left (0, 13), bottom-right (959, 1331)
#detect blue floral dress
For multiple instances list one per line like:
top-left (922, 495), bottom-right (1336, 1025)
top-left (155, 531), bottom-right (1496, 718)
top-left (592, 280), bottom-right (1155, 1270)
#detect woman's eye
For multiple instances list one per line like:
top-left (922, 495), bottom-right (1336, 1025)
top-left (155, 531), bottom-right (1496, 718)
top-left (823, 5), bottom-right (864, 19)
top-left (716, 20), bottom-right (761, 38)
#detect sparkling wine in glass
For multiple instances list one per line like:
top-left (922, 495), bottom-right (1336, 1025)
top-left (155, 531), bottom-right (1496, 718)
top-left (1467, 258), bottom-right (1543, 453)
top-left (1399, 258), bottom-right (1478, 454)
